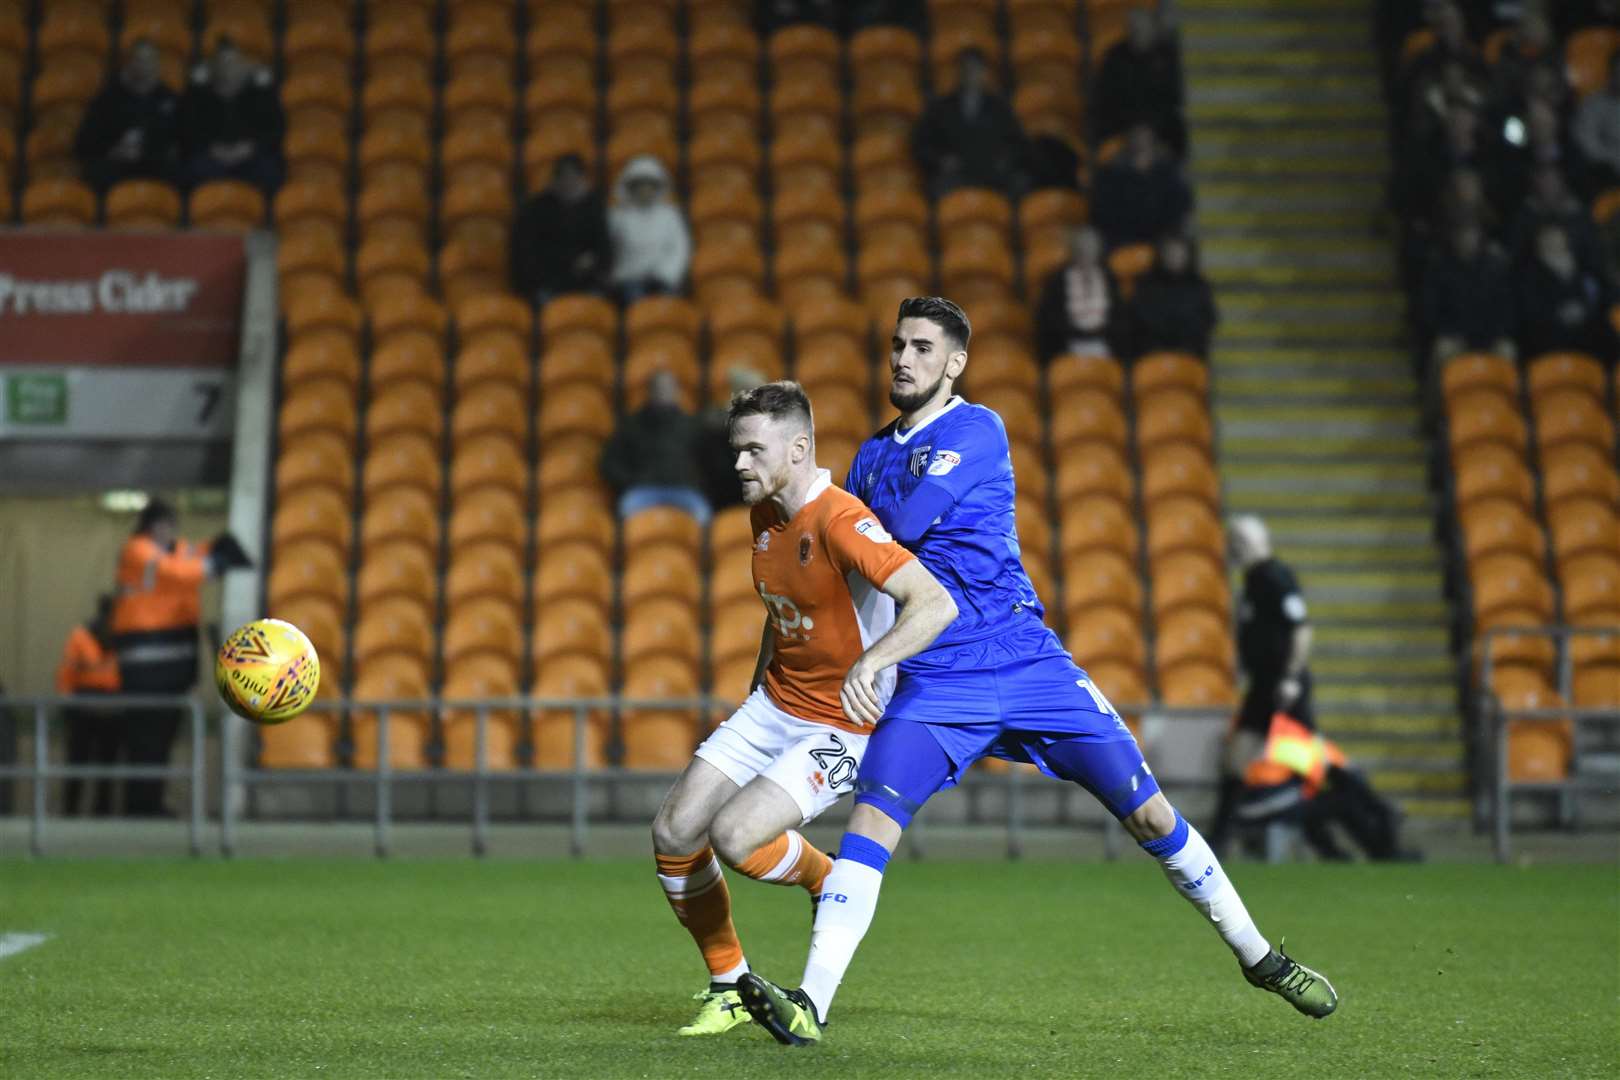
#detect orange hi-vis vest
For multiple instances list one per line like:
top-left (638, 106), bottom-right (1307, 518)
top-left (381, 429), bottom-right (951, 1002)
top-left (110, 534), bottom-right (211, 686)
top-left (55, 625), bottom-right (121, 694)
top-left (1243, 713), bottom-right (1347, 798)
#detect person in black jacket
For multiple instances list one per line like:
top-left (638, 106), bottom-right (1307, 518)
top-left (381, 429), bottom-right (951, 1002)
top-left (74, 38), bottom-right (180, 192)
top-left (511, 154), bottom-right (612, 305)
top-left (1092, 9), bottom-right (1186, 157)
top-left (601, 371), bottom-right (712, 524)
top-left (1421, 219), bottom-right (1518, 362)
top-left (911, 47), bottom-right (1027, 196)
top-left (1034, 225), bottom-right (1124, 361)
top-left (1508, 166), bottom-right (1609, 277)
top-left (1127, 234), bottom-right (1218, 359)
top-left (1089, 125), bottom-right (1193, 249)
top-left (178, 37), bottom-right (284, 192)
top-left (1517, 224), bottom-right (1616, 360)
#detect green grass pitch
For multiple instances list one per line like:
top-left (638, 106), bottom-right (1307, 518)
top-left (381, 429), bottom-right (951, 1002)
top-left (3, 858), bottom-right (1616, 1078)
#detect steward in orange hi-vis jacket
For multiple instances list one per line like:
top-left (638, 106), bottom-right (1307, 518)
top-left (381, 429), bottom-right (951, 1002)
top-left (55, 595), bottom-right (121, 816)
top-left (109, 497), bottom-right (252, 816)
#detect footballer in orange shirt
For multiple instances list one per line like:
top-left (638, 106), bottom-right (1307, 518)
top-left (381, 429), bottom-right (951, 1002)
top-left (650, 381), bottom-right (958, 1036)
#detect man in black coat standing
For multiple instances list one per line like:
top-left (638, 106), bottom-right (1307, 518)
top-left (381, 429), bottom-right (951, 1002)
top-left (74, 38), bottom-right (180, 192)
top-left (511, 154), bottom-right (612, 306)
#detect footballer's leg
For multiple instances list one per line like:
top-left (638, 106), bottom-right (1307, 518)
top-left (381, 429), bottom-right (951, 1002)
top-left (709, 777), bottom-right (832, 913)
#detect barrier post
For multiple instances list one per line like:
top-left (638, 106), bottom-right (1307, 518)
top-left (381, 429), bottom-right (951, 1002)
top-left (220, 704), bottom-right (237, 857)
top-left (570, 704), bottom-right (588, 857)
top-left (30, 703), bottom-right (47, 857)
top-left (188, 701), bottom-right (205, 857)
top-left (472, 705), bottom-right (489, 857)
top-left (375, 706), bottom-right (391, 859)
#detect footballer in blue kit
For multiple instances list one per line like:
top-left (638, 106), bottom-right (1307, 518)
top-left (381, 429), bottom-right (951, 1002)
top-left (737, 298), bottom-right (1340, 1046)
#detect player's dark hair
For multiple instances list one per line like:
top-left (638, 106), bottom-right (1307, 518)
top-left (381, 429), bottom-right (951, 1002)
top-left (897, 296), bottom-right (972, 351)
top-left (552, 153), bottom-right (586, 177)
top-left (728, 380), bottom-right (814, 440)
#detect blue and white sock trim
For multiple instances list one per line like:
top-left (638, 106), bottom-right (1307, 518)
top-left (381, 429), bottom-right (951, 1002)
top-left (1138, 811), bottom-right (1189, 859)
top-left (837, 834), bottom-right (892, 873)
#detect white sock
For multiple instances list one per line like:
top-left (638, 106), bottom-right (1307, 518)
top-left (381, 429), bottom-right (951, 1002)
top-left (714, 959), bottom-right (749, 984)
top-left (800, 855), bottom-right (886, 1020)
top-left (1143, 812), bottom-right (1271, 968)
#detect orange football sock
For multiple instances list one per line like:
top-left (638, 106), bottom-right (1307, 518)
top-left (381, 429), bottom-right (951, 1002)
top-left (730, 830), bottom-right (833, 896)
top-left (655, 847), bottom-right (747, 981)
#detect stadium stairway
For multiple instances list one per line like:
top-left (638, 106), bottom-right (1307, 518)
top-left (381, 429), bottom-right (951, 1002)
top-left (1179, 0), bottom-right (1469, 820)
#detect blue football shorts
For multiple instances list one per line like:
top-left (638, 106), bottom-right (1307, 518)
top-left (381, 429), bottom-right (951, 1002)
top-left (853, 616), bottom-right (1160, 827)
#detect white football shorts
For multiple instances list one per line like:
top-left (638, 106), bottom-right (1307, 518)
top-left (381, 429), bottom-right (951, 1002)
top-left (694, 687), bottom-right (870, 824)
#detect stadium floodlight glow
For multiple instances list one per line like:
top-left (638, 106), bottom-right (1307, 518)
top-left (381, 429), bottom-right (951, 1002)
top-left (100, 490), bottom-right (150, 513)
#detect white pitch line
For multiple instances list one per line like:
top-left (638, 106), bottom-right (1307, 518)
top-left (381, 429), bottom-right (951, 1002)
top-left (0, 932), bottom-right (50, 960)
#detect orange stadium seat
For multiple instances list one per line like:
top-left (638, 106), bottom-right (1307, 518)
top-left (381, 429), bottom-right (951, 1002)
top-left (535, 489), bottom-right (614, 551)
top-left (624, 506), bottom-right (704, 555)
top-left (1548, 499), bottom-right (1619, 566)
top-left (1146, 496), bottom-right (1223, 567)
top-left (1566, 28), bottom-right (1620, 98)
top-left (453, 338), bottom-right (529, 398)
top-left (353, 595), bottom-right (435, 669)
top-left (622, 546), bottom-right (704, 611)
top-left (1141, 445), bottom-right (1220, 509)
top-left (1054, 444), bottom-right (1134, 506)
top-left (1454, 445), bottom-right (1535, 511)
top-left (534, 541), bottom-right (615, 614)
top-left (537, 382), bottom-right (615, 443)
top-left (1060, 550), bottom-right (1142, 619)
top-left (272, 487), bottom-right (352, 555)
top-left (1159, 662), bottom-right (1237, 708)
top-left (280, 379), bottom-right (359, 444)
top-left (266, 539), bottom-right (349, 613)
top-left (537, 435), bottom-right (605, 495)
top-left (105, 179), bottom-right (182, 229)
top-left (1058, 498), bottom-right (1139, 561)
top-left (359, 433), bottom-right (441, 517)
top-left (1066, 607), bottom-right (1147, 671)
top-left (532, 597), bottom-right (613, 668)
top-left (1441, 351), bottom-right (1518, 404)
top-left (1048, 353), bottom-right (1125, 399)
top-left (365, 381), bottom-right (443, 446)
top-left (1461, 500), bottom-right (1546, 564)
top-left (449, 433), bottom-right (525, 499)
top-left (22, 178), bottom-right (96, 227)
top-left (350, 659), bottom-right (433, 771)
top-left (1562, 554), bottom-right (1620, 621)
top-left (1137, 391), bottom-right (1215, 456)
top-left (440, 674), bottom-right (524, 772)
top-left (277, 431), bottom-right (355, 498)
top-left (1151, 551), bottom-right (1230, 621)
top-left (531, 658), bottom-right (611, 770)
top-left (1048, 389), bottom-right (1127, 452)
top-left (443, 595), bottom-right (523, 669)
top-left (448, 488), bottom-right (527, 555)
top-left (622, 597), bottom-right (703, 669)
top-left (1471, 556), bottom-right (1555, 625)
top-left (1157, 608), bottom-right (1235, 677)
top-left (1528, 352), bottom-right (1606, 404)
top-left (1534, 391), bottom-right (1614, 455)
top-left (369, 332), bottom-right (445, 391)
top-left (1448, 390), bottom-right (1528, 455)
top-left (1540, 444), bottom-right (1620, 510)
top-left (356, 540), bottom-right (437, 613)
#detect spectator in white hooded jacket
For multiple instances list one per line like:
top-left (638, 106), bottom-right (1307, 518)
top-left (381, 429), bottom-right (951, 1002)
top-left (608, 154), bottom-right (692, 303)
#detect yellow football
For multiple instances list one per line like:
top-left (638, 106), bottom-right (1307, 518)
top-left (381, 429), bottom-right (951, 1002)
top-left (215, 618), bottom-right (321, 725)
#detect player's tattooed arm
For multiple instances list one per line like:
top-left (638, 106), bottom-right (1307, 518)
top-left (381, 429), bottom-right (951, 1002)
top-left (840, 561), bottom-right (958, 726)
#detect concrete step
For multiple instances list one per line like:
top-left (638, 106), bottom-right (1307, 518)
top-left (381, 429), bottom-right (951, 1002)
top-left (1200, 208), bottom-right (1387, 231)
top-left (1307, 598), bottom-right (1453, 624)
top-left (1217, 320), bottom-right (1405, 346)
top-left (1336, 739), bottom-right (1465, 764)
top-left (1180, 0), bottom-right (1374, 14)
top-left (1264, 513), bottom-right (1434, 544)
top-left (1218, 400), bottom-right (1420, 425)
top-left (1191, 74), bottom-right (1384, 107)
top-left (1225, 490), bottom-right (1435, 515)
top-left (1315, 681), bottom-right (1457, 708)
top-left (1189, 98), bottom-right (1387, 124)
top-left (1312, 626), bottom-right (1452, 656)
top-left (1221, 459), bottom-right (1428, 491)
top-left (1215, 344), bottom-right (1410, 371)
top-left (1314, 654), bottom-right (1456, 681)
top-left (1280, 546), bottom-right (1446, 572)
top-left (1179, 14), bottom-right (1370, 40)
top-left (1363, 768), bottom-right (1468, 795)
top-left (1391, 796), bottom-right (1471, 818)
top-left (1192, 126), bottom-right (1386, 157)
top-left (1219, 433), bottom-right (1428, 460)
top-left (1201, 235), bottom-right (1393, 266)
top-left (1217, 374), bottom-right (1416, 401)
top-left (1200, 178), bottom-right (1385, 211)
top-left (1319, 710), bottom-right (1461, 738)
top-left (1205, 264), bottom-right (1393, 288)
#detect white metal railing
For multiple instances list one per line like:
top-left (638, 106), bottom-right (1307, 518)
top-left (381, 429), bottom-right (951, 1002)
top-left (1475, 625), bottom-right (1620, 862)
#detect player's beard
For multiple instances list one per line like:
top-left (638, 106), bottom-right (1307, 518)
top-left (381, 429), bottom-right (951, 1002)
top-left (889, 371), bottom-right (947, 413)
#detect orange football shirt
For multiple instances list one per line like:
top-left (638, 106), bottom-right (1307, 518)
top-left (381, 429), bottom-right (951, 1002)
top-left (750, 470), bottom-right (916, 733)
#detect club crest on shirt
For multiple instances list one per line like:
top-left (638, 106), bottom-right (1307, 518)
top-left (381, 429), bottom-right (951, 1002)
top-left (798, 533), bottom-right (814, 566)
top-left (927, 449), bottom-right (962, 476)
top-left (754, 531), bottom-right (771, 552)
top-left (909, 443), bottom-right (932, 477)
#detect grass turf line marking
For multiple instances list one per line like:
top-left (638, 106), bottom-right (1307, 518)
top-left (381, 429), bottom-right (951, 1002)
top-left (0, 932), bottom-right (50, 961)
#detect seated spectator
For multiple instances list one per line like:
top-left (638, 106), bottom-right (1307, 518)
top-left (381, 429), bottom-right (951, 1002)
top-left (1486, 11), bottom-right (1556, 111)
top-left (843, 0), bottom-right (925, 34)
top-left (1126, 235), bottom-right (1219, 360)
top-left (1421, 220), bottom-right (1518, 362)
top-left (1395, 104), bottom-right (1494, 227)
top-left (1399, 1), bottom-right (1489, 127)
top-left (608, 155), bottom-right (691, 304)
top-left (1572, 53), bottom-right (1620, 195)
top-left (601, 371), bottom-right (711, 524)
top-left (1492, 97), bottom-right (1574, 216)
top-left (1092, 9), bottom-right (1186, 156)
top-left (1023, 126), bottom-right (1082, 190)
top-left (1089, 125), bottom-right (1193, 249)
top-left (511, 154), bottom-right (611, 305)
top-left (911, 47), bottom-right (1027, 197)
top-left (1408, 60), bottom-right (1488, 151)
top-left (1035, 225), bottom-right (1124, 361)
top-left (179, 37), bottom-right (284, 193)
top-left (1508, 166), bottom-right (1609, 277)
top-left (1518, 224), bottom-right (1616, 359)
top-left (73, 38), bottom-right (180, 192)
top-left (758, 0), bottom-right (838, 33)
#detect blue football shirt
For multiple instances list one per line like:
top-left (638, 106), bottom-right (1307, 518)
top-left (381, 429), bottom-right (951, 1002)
top-left (845, 396), bottom-right (1041, 657)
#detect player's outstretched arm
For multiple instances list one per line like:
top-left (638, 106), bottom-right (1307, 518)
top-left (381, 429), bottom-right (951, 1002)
top-left (840, 562), bottom-right (958, 726)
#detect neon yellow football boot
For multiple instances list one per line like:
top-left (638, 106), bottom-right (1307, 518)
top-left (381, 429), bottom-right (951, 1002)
top-left (676, 987), bottom-right (753, 1036)
top-left (737, 972), bottom-right (824, 1046)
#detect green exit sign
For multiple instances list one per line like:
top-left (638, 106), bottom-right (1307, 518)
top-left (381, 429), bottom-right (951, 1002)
top-left (5, 373), bottom-right (68, 425)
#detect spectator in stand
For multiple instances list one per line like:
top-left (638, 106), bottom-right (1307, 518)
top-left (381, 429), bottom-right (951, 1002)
top-left (601, 371), bottom-right (711, 524)
top-left (1488, 11), bottom-right (1556, 110)
top-left (1396, 104), bottom-right (1494, 227)
top-left (911, 47), bottom-right (1027, 197)
top-left (55, 595), bottom-right (121, 817)
top-left (1509, 166), bottom-right (1609, 276)
top-left (1493, 97), bottom-right (1574, 217)
top-left (1089, 125), bottom-right (1193, 249)
top-left (1573, 52), bottom-right (1620, 195)
top-left (74, 38), bottom-right (180, 192)
top-left (1551, 0), bottom-right (1620, 37)
top-left (1126, 235), bottom-right (1219, 360)
top-left (844, 0), bottom-right (925, 34)
top-left (1518, 224), bottom-right (1617, 358)
top-left (1409, 59), bottom-right (1488, 151)
top-left (510, 154), bottom-right (611, 306)
top-left (758, 0), bottom-right (837, 32)
top-left (1421, 219), bottom-right (1518, 362)
top-left (1035, 225), bottom-right (1124, 362)
top-left (1093, 8), bottom-right (1186, 157)
top-left (608, 155), bottom-right (691, 304)
top-left (1400, 1), bottom-right (1489, 123)
top-left (178, 37), bottom-right (285, 193)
